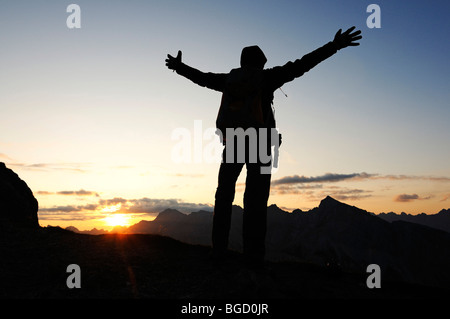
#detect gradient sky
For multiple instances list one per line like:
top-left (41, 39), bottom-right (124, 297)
top-left (1, 0), bottom-right (449, 230)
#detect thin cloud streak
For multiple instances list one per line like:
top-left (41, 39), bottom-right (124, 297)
top-left (272, 172), bottom-right (450, 186)
top-left (394, 194), bottom-right (433, 203)
top-left (37, 189), bottom-right (99, 197)
top-left (377, 175), bottom-right (450, 182)
top-left (6, 162), bottom-right (92, 173)
top-left (272, 172), bottom-right (375, 185)
top-left (38, 197), bottom-right (214, 221)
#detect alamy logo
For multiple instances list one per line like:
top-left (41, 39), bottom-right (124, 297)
top-left (171, 120), bottom-right (280, 174)
top-left (366, 4), bottom-right (381, 29)
top-left (366, 264), bottom-right (381, 288)
top-left (66, 264), bottom-right (81, 289)
top-left (66, 4), bottom-right (81, 29)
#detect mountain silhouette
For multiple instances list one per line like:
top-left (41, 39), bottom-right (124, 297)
top-left (70, 196), bottom-right (450, 289)
top-left (2, 163), bottom-right (449, 299)
top-left (377, 209), bottom-right (450, 233)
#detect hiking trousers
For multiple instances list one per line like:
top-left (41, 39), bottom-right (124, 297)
top-left (212, 141), bottom-right (272, 266)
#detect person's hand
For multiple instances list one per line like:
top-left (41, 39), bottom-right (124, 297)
top-left (165, 50), bottom-right (182, 71)
top-left (333, 26), bottom-right (362, 49)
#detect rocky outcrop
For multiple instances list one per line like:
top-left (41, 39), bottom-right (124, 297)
top-left (0, 162), bottom-right (39, 228)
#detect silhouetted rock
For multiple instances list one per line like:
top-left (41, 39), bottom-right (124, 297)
top-left (0, 162), bottom-right (39, 228)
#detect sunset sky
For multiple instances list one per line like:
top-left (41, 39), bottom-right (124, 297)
top-left (1, 0), bottom-right (449, 230)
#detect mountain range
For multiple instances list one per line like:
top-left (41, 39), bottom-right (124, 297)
top-left (68, 196), bottom-right (450, 289)
top-left (377, 209), bottom-right (450, 233)
top-left (3, 162), bottom-right (449, 299)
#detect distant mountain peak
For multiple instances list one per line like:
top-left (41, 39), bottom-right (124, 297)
top-left (319, 196), bottom-right (344, 209)
top-left (321, 195), bottom-right (339, 204)
top-left (154, 208), bottom-right (186, 222)
top-left (317, 195), bottom-right (375, 221)
top-left (160, 208), bottom-right (183, 214)
top-left (267, 204), bottom-right (288, 214)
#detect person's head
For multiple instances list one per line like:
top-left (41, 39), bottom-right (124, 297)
top-left (240, 45), bottom-right (267, 69)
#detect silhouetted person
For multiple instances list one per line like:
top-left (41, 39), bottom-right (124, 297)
top-left (166, 26), bottom-right (362, 268)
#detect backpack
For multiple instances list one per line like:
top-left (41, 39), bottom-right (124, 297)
top-left (216, 67), bottom-right (265, 140)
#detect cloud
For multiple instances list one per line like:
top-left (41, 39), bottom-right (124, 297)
top-left (271, 178), bottom-right (372, 201)
top-left (57, 189), bottom-right (100, 197)
top-left (269, 172), bottom-right (377, 199)
top-left (328, 189), bottom-right (373, 201)
top-left (394, 194), bottom-right (419, 202)
top-left (270, 184), bottom-right (323, 195)
top-left (38, 197), bottom-right (214, 221)
top-left (307, 188), bottom-right (372, 202)
top-left (272, 172), bottom-right (374, 186)
top-left (393, 194), bottom-right (432, 202)
top-left (99, 197), bottom-right (129, 206)
top-left (36, 191), bottom-right (54, 195)
top-left (272, 172), bottom-right (450, 187)
top-left (36, 189), bottom-right (100, 197)
top-left (375, 175), bottom-right (450, 182)
top-left (38, 204), bottom-right (101, 221)
top-left (6, 162), bottom-right (91, 173)
top-left (39, 205), bottom-right (83, 213)
top-left (126, 198), bottom-right (213, 214)
top-left (39, 204), bottom-right (99, 213)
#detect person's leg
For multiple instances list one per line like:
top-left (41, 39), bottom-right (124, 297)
top-left (242, 161), bottom-right (272, 267)
top-left (212, 156), bottom-right (244, 260)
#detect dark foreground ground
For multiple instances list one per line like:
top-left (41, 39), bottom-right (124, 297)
top-left (1, 225), bottom-right (449, 315)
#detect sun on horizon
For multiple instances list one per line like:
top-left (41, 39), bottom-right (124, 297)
top-left (102, 203), bottom-right (131, 228)
top-left (104, 213), bottom-right (130, 227)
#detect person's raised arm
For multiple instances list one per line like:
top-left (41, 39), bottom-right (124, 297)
top-left (266, 26), bottom-right (362, 90)
top-left (165, 50), bottom-right (227, 92)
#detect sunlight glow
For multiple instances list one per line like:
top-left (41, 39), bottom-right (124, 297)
top-left (104, 213), bottom-right (130, 227)
top-left (101, 204), bottom-right (122, 213)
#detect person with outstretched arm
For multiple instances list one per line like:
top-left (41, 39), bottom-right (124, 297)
top-left (165, 27), bottom-right (362, 269)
